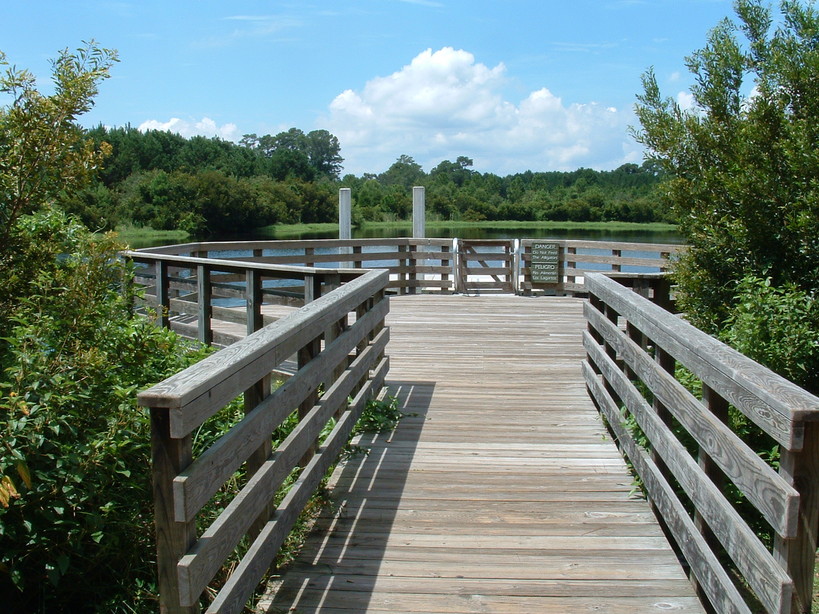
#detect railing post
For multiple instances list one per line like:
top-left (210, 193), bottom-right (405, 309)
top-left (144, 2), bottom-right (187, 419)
top-left (246, 269), bottom-right (263, 335)
top-left (297, 334), bottom-right (322, 466)
top-left (397, 244), bottom-right (409, 296)
top-left (611, 248), bottom-right (622, 273)
top-left (692, 383), bottom-right (729, 603)
top-left (452, 239), bottom-right (460, 294)
top-left (196, 264), bottom-right (212, 345)
top-left (512, 239), bottom-right (521, 294)
top-left (304, 274), bottom-right (322, 304)
top-left (651, 345), bottom-right (675, 479)
top-left (157, 260), bottom-right (170, 329)
top-left (566, 245), bottom-right (577, 286)
top-left (150, 408), bottom-right (198, 614)
top-left (244, 375), bottom-right (273, 539)
top-left (408, 241), bottom-right (418, 295)
top-left (775, 422), bottom-right (819, 614)
top-left (441, 243), bottom-right (451, 293)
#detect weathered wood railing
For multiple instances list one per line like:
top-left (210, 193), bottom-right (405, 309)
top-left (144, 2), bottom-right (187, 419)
top-left (582, 272), bottom-right (819, 614)
top-left (132, 237), bottom-right (683, 296)
top-left (138, 268), bottom-right (390, 613)
top-left (455, 239), bottom-right (516, 293)
top-left (520, 238), bottom-right (681, 295)
top-left (133, 238), bottom-right (455, 294)
top-left (125, 251), bottom-right (367, 346)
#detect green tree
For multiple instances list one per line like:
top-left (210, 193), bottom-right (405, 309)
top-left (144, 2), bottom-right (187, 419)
top-left (0, 41), bottom-right (118, 323)
top-left (634, 0), bottom-right (819, 334)
top-left (379, 154), bottom-right (426, 189)
top-left (305, 129), bottom-right (344, 179)
top-left (0, 42), bottom-right (117, 253)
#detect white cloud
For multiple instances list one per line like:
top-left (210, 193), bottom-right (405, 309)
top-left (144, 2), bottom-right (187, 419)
top-left (323, 47), bottom-right (641, 175)
top-left (138, 117), bottom-right (239, 141)
top-left (676, 90), bottom-right (696, 111)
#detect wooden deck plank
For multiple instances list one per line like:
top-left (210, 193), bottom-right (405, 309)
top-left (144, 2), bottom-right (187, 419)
top-left (261, 295), bottom-right (704, 613)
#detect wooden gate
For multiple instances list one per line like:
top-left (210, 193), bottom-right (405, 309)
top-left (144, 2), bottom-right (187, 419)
top-left (455, 239), bottom-right (517, 293)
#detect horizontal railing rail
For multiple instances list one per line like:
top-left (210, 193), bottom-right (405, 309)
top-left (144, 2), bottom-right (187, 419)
top-left (133, 238), bottom-right (456, 295)
top-left (520, 238), bottom-right (681, 295)
top-left (138, 268), bottom-right (390, 613)
top-left (132, 237), bottom-right (683, 297)
top-left (124, 250), bottom-right (367, 346)
top-left (582, 272), bottom-right (819, 614)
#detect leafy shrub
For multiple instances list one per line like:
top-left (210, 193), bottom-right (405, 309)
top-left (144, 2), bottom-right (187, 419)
top-left (722, 276), bottom-right (819, 395)
top-left (0, 209), bottom-right (211, 612)
top-left (353, 396), bottom-right (402, 434)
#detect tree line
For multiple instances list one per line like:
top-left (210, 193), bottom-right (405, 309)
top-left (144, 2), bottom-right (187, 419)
top-left (63, 127), bottom-right (672, 237)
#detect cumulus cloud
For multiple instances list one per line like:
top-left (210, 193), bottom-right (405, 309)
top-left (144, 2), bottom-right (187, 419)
top-left (323, 47), bottom-right (641, 175)
top-left (138, 117), bottom-right (240, 141)
top-left (676, 91), bottom-right (696, 111)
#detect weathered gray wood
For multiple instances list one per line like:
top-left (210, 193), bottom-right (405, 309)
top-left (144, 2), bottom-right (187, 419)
top-left (156, 260), bottom-right (170, 328)
top-left (243, 372), bottom-right (272, 541)
top-left (583, 363), bottom-right (753, 614)
top-left (176, 350), bottom-right (388, 606)
top-left (151, 409), bottom-right (199, 614)
top-left (245, 269), bottom-right (262, 335)
top-left (584, 302), bottom-right (800, 537)
top-left (137, 270), bottom-right (389, 437)
top-left (196, 264), bottom-right (212, 345)
top-left (775, 421), bottom-right (819, 614)
top-left (204, 362), bottom-right (387, 614)
top-left (586, 273), bottom-right (816, 450)
top-left (173, 324), bottom-right (389, 522)
top-left (266, 295), bottom-right (702, 614)
top-left (584, 332), bottom-right (792, 614)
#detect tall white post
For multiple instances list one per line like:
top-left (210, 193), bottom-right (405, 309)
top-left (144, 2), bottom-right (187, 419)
top-left (338, 188), bottom-right (352, 268)
top-left (412, 186), bottom-right (426, 239)
top-left (339, 188), bottom-right (352, 240)
top-left (412, 186), bottom-right (426, 293)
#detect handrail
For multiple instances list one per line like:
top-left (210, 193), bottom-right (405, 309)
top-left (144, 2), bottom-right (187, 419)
top-left (582, 272), bottom-right (819, 614)
top-left (133, 238), bottom-right (456, 295)
top-left (130, 237), bottom-right (683, 297)
top-left (124, 250), bottom-right (366, 345)
top-left (138, 268), bottom-right (390, 613)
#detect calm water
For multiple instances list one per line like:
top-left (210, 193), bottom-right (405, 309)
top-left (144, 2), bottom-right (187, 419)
top-left (128, 224), bottom-right (682, 249)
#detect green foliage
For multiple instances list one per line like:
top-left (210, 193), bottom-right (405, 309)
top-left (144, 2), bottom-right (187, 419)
top-left (0, 210), bottom-right (212, 612)
top-left (353, 396), bottom-right (403, 434)
top-left (722, 276), bottom-right (819, 394)
top-left (634, 0), bottom-right (819, 333)
top-left (72, 124), bottom-right (670, 237)
top-left (0, 41), bottom-right (117, 256)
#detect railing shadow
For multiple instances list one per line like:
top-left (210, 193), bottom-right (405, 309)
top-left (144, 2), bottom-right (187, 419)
top-left (264, 380), bottom-right (434, 613)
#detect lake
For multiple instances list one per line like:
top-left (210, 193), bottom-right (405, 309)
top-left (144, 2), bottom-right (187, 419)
top-left (127, 223), bottom-right (683, 249)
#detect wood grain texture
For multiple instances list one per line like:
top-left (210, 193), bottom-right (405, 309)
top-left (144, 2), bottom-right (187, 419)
top-left (585, 273), bottom-right (819, 450)
top-left (262, 295), bottom-right (704, 613)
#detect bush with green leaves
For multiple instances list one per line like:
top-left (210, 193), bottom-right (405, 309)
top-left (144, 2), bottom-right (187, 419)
top-left (722, 276), bottom-right (819, 394)
top-left (634, 0), bottom-right (819, 335)
top-left (0, 209), bottom-right (212, 612)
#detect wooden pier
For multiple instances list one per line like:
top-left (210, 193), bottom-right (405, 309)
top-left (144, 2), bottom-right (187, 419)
top-left (262, 295), bottom-right (703, 613)
top-left (133, 241), bottom-right (819, 614)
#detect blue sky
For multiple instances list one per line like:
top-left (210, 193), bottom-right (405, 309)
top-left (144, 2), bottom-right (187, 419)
top-left (1, 0), bottom-right (735, 176)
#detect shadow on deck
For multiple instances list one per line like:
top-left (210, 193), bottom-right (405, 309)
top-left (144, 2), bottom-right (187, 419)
top-left (262, 296), bottom-right (704, 614)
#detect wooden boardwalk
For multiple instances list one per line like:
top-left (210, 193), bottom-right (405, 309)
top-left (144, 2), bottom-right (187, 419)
top-left (262, 295), bottom-right (704, 613)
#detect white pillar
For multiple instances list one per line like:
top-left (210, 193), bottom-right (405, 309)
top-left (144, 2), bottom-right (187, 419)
top-left (338, 188), bottom-right (352, 240)
top-left (338, 188), bottom-right (352, 268)
top-left (412, 186), bottom-right (426, 238)
top-left (412, 186), bottom-right (426, 291)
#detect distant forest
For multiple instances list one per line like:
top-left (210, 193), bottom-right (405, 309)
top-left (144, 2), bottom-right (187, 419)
top-left (64, 126), bottom-right (673, 236)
